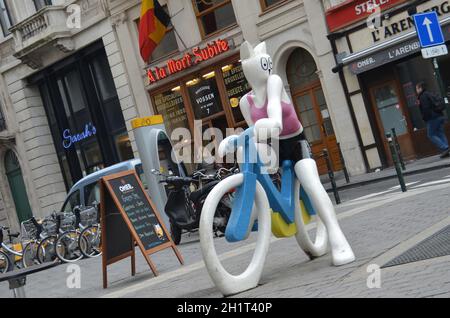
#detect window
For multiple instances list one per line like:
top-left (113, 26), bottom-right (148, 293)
top-left (62, 190), bottom-right (80, 212)
top-left (260, 0), bottom-right (287, 11)
top-left (0, 105), bottom-right (6, 131)
top-left (192, 0), bottom-right (237, 38)
top-left (136, 5), bottom-right (178, 62)
top-left (0, 0), bottom-right (12, 37)
top-left (34, 0), bottom-right (52, 11)
top-left (84, 182), bottom-right (100, 206)
top-left (222, 62), bottom-right (251, 125)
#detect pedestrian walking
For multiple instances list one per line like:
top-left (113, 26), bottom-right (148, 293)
top-left (416, 82), bottom-right (450, 158)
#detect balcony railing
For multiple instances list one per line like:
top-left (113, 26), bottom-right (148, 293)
top-left (10, 5), bottom-right (74, 69)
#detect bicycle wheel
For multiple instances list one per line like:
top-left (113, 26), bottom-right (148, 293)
top-left (55, 231), bottom-right (83, 263)
top-left (37, 236), bottom-right (58, 264)
top-left (200, 174), bottom-right (271, 296)
top-left (294, 179), bottom-right (328, 259)
top-left (79, 226), bottom-right (102, 258)
top-left (22, 241), bottom-right (40, 268)
top-left (0, 250), bottom-right (11, 273)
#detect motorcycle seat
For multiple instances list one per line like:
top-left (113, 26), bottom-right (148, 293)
top-left (189, 181), bottom-right (220, 203)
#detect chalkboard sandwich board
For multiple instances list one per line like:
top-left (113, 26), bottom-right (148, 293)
top-left (100, 170), bottom-right (183, 288)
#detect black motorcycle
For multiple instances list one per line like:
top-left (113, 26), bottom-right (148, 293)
top-left (153, 167), bottom-right (236, 245)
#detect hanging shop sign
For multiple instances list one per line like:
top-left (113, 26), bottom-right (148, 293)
top-left (350, 22), bottom-right (450, 74)
top-left (325, 0), bottom-right (407, 32)
top-left (62, 123), bottom-right (97, 149)
top-left (146, 39), bottom-right (231, 84)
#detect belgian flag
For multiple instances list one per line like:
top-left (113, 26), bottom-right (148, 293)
top-left (139, 0), bottom-right (171, 63)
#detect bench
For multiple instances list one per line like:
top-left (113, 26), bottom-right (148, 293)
top-left (0, 262), bottom-right (59, 298)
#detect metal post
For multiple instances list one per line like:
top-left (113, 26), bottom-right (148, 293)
top-left (391, 128), bottom-right (406, 171)
top-left (387, 133), bottom-right (407, 193)
top-left (323, 149), bottom-right (341, 205)
top-left (337, 143), bottom-right (350, 183)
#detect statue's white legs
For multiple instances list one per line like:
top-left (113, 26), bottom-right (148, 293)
top-left (294, 159), bottom-right (355, 266)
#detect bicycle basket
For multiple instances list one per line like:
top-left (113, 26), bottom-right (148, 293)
top-left (21, 219), bottom-right (38, 240)
top-left (41, 217), bottom-right (57, 236)
top-left (59, 212), bottom-right (76, 232)
top-left (79, 207), bottom-right (97, 227)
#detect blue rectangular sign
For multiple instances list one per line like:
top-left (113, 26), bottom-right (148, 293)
top-left (414, 12), bottom-right (445, 48)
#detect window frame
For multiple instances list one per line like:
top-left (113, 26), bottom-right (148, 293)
top-left (259, 0), bottom-right (290, 13)
top-left (0, 0), bottom-right (13, 37)
top-left (33, 0), bottom-right (52, 12)
top-left (191, 0), bottom-right (238, 39)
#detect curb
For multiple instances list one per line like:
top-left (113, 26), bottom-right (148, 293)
top-left (325, 162), bottom-right (450, 193)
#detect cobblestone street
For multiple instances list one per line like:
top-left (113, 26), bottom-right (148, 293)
top-left (1, 168), bottom-right (449, 298)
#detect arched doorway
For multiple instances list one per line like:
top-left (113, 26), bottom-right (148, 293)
top-left (286, 48), bottom-right (342, 174)
top-left (5, 150), bottom-right (33, 224)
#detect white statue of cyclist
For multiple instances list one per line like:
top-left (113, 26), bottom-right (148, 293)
top-left (219, 41), bottom-right (355, 266)
top-left (199, 41), bottom-right (355, 296)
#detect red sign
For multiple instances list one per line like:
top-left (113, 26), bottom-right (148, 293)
top-left (325, 0), bottom-right (407, 32)
top-left (147, 39), bottom-right (230, 84)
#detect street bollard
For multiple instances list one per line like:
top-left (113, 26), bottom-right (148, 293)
top-left (391, 128), bottom-right (406, 171)
top-left (323, 149), bottom-right (341, 205)
top-left (337, 142), bottom-right (350, 183)
top-left (386, 133), bottom-right (407, 192)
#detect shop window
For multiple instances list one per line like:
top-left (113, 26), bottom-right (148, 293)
top-left (187, 72), bottom-right (223, 119)
top-left (192, 0), bottom-right (237, 38)
top-left (287, 49), bottom-right (319, 93)
top-left (135, 5), bottom-right (178, 62)
top-left (33, 0), bottom-right (52, 11)
top-left (260, 0), bottom-right (288, 11)
top-left (0, 0), bottom-right (12, 37)
top-left (222, 62), bottom-right (251, 125)
top-left (89, 54), bottom-right (117, 101)
top-left (115, 132), bottom-right (134, 162)
top-left (396, 56), bottom-right (440, 131)
top-left (153, 86), bottom-right (189, 138)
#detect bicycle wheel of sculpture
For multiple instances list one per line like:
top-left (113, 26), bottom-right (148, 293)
top-left (294, 179), bottom-right (328, 259)
top-left (200, 174), bottom-right (271, 296)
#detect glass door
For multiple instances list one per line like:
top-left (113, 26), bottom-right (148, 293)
top-left (370, 81), bottom-right (415, 164)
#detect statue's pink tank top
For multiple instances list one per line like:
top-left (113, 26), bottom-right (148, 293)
top-left (247, 93), bottom-right (302, 137)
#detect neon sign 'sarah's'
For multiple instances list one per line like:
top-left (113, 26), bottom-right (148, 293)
top-left (63, 123), bottom-right (97, 149)
top-left (147, 39), bottom-right (230, 84)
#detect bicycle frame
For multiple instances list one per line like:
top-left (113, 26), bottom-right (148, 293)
top-left (225, 127), bottom-right (316, 243)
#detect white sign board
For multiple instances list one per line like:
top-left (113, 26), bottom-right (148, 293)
top-left (421, 44), bottom-right (448, 59)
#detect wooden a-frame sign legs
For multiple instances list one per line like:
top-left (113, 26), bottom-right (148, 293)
top-left (100, 170), bottom-right (184, 289)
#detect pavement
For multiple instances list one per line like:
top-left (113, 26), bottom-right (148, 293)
top-left (322, 154), bottom-right (450, 192)
top-left (1, 167), bottom-right (450, 298)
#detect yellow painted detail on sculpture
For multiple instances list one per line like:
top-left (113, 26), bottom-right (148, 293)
top-left (271, 211), bottom-right (297, 238)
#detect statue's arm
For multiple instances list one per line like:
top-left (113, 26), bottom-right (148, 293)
top-left (266, 74), bottom-right (283, 133)
top-left (239, 94), bottom-right (254, 127)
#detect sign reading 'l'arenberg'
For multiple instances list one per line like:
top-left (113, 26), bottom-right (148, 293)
top-left (326, 0), bottom-right (408, 32)
top-left (146, 39), bottom-right (231, 85)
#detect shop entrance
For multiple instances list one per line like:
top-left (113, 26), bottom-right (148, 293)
top-left (287, 48), bottom-right (341, 175)
top-left (4, 150), bottom-right (33, 224)
top-left (369, 80), bottom-right (415, 164)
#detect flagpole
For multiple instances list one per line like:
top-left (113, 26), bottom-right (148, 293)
top-left (169, 6), bottom-right (188, 50)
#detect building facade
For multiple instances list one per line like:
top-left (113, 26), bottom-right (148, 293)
top-left (325, 0), bottom-right (450, 169)
top-left (0, 0), bottom-right (365, 229)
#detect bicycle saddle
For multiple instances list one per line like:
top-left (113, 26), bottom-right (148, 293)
top-left (189, 181), bottom-right (219, 203)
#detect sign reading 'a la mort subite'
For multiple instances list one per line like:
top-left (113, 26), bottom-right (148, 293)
top-left (147, 39), bottom-right (231, 84)
top-left (326, 0), bottom-right (408, 32)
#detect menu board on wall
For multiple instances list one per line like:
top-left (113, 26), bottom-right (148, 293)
top-left (154, 90), bottom-right (188, 136)
top-left (100, 170), bottom-right (183, 288)
top-left (222, 63), bottom-right (251, 124)
top-left (187, 77), bottom-right (222, 119)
